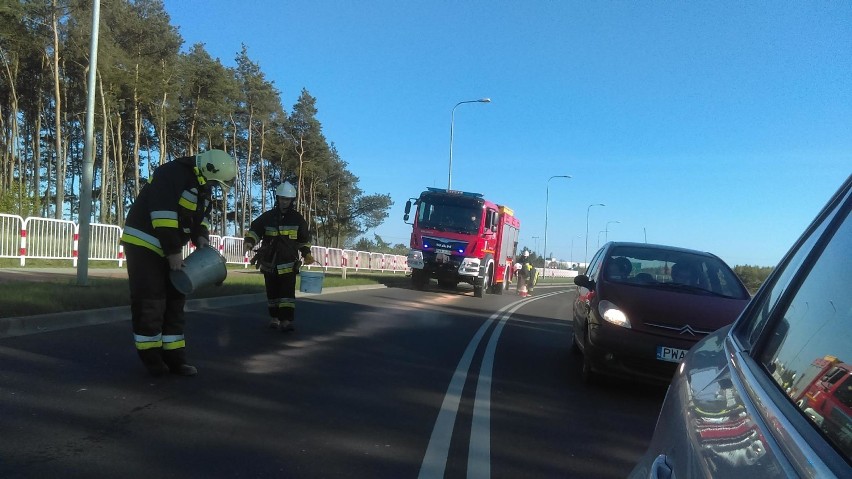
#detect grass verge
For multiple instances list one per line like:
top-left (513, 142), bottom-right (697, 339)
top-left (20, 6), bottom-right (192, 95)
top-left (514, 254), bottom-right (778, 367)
top-left (0, 270), bottom-right (411, 318)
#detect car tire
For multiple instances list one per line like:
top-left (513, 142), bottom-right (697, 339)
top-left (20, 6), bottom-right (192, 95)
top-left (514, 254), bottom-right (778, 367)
top-left (570, 328), bottom-right (581, 355)
top-left (581, 327), bottom-right (597, 385)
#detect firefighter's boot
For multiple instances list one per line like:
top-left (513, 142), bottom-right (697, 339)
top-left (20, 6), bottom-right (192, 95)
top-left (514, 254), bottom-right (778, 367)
top-left (162, 348), bottom-right (197, 376)
top-left (138, 348), bottom-right (169, 377)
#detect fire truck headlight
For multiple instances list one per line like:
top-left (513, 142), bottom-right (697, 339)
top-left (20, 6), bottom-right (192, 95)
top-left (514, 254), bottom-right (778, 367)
top-left (407, 250), bottom-right (424, 269)
top-left (458, 258), bottom-right (480, 275)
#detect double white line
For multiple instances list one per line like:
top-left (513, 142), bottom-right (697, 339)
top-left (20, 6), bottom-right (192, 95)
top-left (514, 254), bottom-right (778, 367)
top-left (418, 290), bottom-right (568, 479)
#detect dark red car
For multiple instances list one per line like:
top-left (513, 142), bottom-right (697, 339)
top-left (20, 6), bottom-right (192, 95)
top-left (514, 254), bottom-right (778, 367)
top-left (572, 242), bottom-right (750, 384)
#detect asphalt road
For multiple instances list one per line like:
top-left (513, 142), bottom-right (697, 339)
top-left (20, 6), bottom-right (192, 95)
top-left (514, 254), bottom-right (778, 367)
top-left (0, 282), bottom-right (666, 478)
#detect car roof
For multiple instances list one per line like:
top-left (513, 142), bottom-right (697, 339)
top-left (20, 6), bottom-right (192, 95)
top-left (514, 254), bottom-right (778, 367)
top-left (603, 241), bottom-right (719, 259)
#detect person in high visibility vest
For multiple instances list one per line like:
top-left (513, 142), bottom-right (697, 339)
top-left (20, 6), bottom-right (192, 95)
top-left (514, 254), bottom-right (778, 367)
top-left (516, 249), bottom-right (531, 297)
top-left (120, 149), bottom-right (236, 377)
top-left (243, 181), bottom-right (315, 332)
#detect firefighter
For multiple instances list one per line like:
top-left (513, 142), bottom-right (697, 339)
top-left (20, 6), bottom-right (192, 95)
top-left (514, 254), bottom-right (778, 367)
top-left (516, 250), bottom-right (530, 297)
top-left (243, 181), bottom-right (315, 332)
top-left (526, 259), bottom-right (539, 295)
top-left (120, 149), bottom-right (236, 377)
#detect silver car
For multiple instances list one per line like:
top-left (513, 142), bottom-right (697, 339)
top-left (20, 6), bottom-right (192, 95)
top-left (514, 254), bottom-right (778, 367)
top-left (630, 174), bottom-right (852, 479)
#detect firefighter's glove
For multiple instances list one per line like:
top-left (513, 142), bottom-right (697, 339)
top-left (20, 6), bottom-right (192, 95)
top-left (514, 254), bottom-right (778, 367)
top-left (303, 254), bottom-right (315, 265)
top-left (166, 253), bottom-right (184, 271)
top-left (195, 236), bottom-right (209, 249)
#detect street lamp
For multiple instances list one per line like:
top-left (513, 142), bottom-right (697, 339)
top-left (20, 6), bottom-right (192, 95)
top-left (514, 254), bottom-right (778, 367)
top-left (585, 203), bottom-right (605, 268)
top-left (570, 233), bottom-right (582, 267)
top-left (543, 175), bottom-right (571, 280)
top-left (598, 230), bottom-right (606, 248)
top-left (605, 220), bottom-right (620, 242)
top-left (531, 236), bottom-right (540, 259)
top-left (448, 98), bottom-right (491, 190)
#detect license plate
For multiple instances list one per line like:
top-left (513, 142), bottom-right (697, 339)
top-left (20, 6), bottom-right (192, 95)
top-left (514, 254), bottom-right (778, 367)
top-left (656, 346), bottom-right (688, 363)
top-left (435, 249), bottom-right (452, 255)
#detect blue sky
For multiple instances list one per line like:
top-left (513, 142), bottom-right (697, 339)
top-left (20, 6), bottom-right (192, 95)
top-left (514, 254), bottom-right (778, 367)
top-left (163, 1), bottom-right (851, 267)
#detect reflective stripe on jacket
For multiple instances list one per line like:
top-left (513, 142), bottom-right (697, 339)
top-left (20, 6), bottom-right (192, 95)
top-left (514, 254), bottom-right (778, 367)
top-left (121, 156), bottom-right (211, 256)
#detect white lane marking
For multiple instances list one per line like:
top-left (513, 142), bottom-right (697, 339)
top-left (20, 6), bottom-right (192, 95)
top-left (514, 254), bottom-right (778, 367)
top-left (467, 291), bottom-right (566, 479)
top-left (418, 290), bottom-right (568, 479)
top-left (418, 302), bottom-right (514, 479)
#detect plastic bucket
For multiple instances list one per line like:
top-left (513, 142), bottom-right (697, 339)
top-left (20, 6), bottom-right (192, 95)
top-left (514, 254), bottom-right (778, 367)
top-left (299, 270), bottom-right (324, 294)
top-left (170, 246), bottom-right (228, 295)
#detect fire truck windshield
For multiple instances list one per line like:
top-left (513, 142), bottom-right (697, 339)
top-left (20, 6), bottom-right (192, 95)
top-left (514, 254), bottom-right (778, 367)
top-left (416, 196), bottom-right (482, 235)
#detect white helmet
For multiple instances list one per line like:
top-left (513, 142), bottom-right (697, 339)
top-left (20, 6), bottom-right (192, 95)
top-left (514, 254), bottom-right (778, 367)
top-left (276, 181), bottom-right (297, 198)
top-left (523, 250), bottom-right (530, 257)
top-left (196, 149), bottom-right (237, 187)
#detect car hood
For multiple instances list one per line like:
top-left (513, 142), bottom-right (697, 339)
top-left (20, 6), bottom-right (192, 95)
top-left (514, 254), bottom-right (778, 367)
top-left (600, 281), bottom-right (750, 340)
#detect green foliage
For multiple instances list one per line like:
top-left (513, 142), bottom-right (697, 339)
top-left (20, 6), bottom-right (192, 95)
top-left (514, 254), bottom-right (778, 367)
top-left (1, 0), bottom-right (394, 243)
top-left (350, 234), bottom-right (408, 255)
top-left (0, 182), bottom-right (38, 217)
top-left (734, 264), bottom-right (774, 293)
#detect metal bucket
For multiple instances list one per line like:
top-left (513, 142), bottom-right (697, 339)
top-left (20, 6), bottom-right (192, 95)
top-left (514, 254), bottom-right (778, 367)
top-left (170, 246), bottom-right (227, 295)
top-left (299, 270), bottom-right (324, 294)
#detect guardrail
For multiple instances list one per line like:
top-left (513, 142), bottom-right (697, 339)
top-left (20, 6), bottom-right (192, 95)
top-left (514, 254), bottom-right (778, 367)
top-left (0, 213), bottom-right (408, 273)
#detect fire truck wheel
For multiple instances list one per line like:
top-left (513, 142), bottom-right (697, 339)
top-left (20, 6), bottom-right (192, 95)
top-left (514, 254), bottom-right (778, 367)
top-left (411, 270), bottom-right (429, 290)
top-left (492, 278), bottom-right (505, 295)
top-left (475, 265), bottom-right (492, 298)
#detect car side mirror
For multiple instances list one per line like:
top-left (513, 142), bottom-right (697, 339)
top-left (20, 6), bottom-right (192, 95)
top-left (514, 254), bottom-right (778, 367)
top-left (574, 274), bottom-right (594, 289)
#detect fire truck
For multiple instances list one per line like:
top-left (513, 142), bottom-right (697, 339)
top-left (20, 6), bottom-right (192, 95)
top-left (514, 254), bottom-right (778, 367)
top-left (404, 188), bottom-right (520, 297)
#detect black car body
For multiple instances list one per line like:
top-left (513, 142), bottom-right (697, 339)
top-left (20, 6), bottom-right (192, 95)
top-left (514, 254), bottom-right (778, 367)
top-left (573, 242), bottom-right (751, 384)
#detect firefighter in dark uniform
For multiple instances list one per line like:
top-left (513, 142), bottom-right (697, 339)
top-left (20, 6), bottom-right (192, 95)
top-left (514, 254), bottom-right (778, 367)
top-left (120, 149), bottom-right (236, 377)
top-left (243, 181), bottom-right (315, 332)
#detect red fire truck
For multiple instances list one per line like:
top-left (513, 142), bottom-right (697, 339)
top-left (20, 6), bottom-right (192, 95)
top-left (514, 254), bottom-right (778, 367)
top-left (799, 361), bottom-right (851, 453)
top-left (404, 188), bottom-right (520, 297)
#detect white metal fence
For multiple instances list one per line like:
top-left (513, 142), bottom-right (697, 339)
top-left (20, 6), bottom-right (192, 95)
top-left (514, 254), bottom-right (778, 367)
top-left (0, 213), bottom-right (408, 273)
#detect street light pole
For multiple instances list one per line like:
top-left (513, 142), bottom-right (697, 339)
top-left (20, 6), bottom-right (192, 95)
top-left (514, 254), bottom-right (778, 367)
top-left (570, 233), bottom-right (582, 267)
top-left (585, 203), bottom-right (605, 268)
top-left (532, 236), bottom-right (540, 259)
top-left (448, 98), bottom-right (491, 190)
top-left (543, 175), bottom-right (571, 281)
top-left (605, 220), bottom-right (620, 242)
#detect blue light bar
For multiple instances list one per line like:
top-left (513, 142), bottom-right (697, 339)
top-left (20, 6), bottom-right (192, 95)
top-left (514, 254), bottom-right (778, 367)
top-left (425, 187), bottom-right (483, 198)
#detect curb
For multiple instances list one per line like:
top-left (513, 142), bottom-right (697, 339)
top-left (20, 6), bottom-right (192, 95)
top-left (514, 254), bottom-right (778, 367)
top-left (0, 284), bottom-right (387, 339)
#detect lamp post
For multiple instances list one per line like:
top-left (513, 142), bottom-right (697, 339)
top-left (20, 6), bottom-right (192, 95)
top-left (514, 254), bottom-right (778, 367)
top-left (605, 220), bottom-right (620, 242)
top-left (531, 236), bottom-right (540, 259)
top-left (448, 98), bottom-right (491, 190)
top-left (598, 230), bottom-right (607, 248)
top-left (570, 233), bottom-right (582, 267)
top-left (543, 175), bottom-right (571, 281)
top-left (585, 203), bottom-right (605, 268)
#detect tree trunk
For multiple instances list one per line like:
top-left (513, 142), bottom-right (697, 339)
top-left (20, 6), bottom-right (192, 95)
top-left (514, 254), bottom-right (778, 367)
top-left (52, 0), bottom-right (64, 219)
top-left (115, 112), bottom-right (125, 223)
top-left (259, 121), bottom-right (266, 212)
top-left (98, 72), bottom-right (110, 223)
top-left (132, 63), bottom-right (141, 196)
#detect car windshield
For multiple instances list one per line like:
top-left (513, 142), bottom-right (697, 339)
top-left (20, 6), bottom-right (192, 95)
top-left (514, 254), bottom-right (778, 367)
top-left (604, 245), bottom-right (749, 299)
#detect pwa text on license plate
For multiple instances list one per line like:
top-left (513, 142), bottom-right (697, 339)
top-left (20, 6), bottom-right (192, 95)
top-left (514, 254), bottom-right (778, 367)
top-left (656, 346), bottom-right (688, 363)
